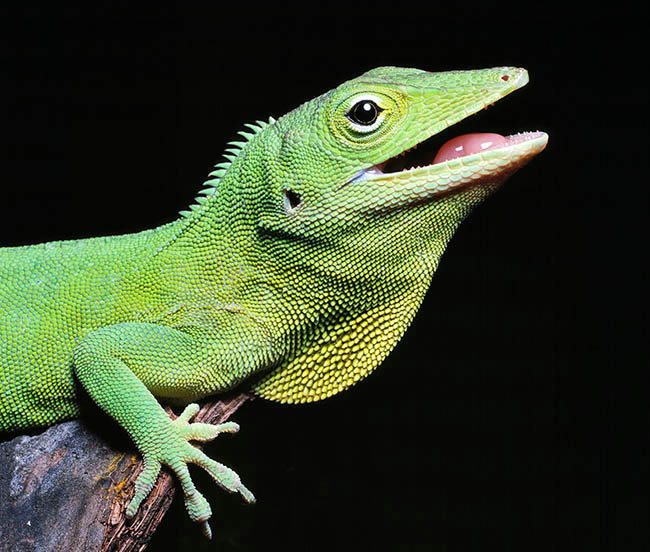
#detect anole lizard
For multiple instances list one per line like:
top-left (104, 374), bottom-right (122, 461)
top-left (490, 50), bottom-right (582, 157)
top-left (0, 66), bottom-right (547, 537)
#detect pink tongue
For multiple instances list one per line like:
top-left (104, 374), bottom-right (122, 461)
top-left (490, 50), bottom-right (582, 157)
top-left (432, 133), bottom-right (508, 164)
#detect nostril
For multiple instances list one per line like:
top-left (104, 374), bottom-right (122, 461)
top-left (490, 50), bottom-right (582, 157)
top-left (501, 74), bottom-right (510, 82)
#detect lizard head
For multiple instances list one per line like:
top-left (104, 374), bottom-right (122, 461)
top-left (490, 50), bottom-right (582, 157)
top-left (187, 67), bottom-right (547, 402)
top-left (248, 66), bottom-right (547, 287)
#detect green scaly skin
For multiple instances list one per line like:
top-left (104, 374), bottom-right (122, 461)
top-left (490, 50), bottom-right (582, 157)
top-left (0, 66), bottom-right (547, 537)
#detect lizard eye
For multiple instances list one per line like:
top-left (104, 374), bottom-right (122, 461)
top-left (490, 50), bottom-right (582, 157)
top-left (346, 100), bottom-right (383, 126)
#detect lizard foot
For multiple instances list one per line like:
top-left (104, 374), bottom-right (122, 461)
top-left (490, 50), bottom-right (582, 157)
top-left (125, 403), bottom-right (255, 538)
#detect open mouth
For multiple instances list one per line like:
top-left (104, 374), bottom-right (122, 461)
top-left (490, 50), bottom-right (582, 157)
top-left (346, 121), bottom-right (548, 209)
top-left (381, 131), bottom-right (545, 174)
top-left (362, 130), bottom-right (547, 180)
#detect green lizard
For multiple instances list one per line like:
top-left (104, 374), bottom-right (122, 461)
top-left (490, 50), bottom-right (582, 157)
top-left (0, 66), bottom-right (547, 538)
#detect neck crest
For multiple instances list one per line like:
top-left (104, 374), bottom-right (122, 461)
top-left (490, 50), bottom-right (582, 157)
top-left (179, 117), bottom-right (276, 220)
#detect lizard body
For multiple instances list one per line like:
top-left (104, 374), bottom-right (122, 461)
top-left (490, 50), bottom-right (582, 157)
top-left (0, 66), bottom-right (547, 537)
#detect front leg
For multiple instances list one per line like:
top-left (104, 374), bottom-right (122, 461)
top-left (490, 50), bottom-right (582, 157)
top-left (72, 320), bottom-right (273, 538)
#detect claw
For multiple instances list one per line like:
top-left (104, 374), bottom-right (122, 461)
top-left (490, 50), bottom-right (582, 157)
top-left (237, 482), bottom-right (256, 504)
top-left (200, 521), bottom-right (212, 540)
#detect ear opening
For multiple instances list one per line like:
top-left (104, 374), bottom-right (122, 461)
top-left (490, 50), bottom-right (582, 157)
top-left (282, 189), bottom-right (302, 213)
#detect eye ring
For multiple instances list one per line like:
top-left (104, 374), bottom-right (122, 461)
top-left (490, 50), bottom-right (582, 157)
top-left (346, 100), bottom-right (383, 126)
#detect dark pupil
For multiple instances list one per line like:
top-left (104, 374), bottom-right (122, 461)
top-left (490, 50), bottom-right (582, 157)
top-left (348, 101), bottom-right (379, 125)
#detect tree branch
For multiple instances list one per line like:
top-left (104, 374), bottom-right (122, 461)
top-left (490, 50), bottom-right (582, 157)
top-left (0, 393), bottom-right (250, 552)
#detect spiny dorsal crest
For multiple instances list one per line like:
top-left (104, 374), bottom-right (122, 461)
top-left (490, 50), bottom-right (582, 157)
top-left (179, 116), bottom-right (276, 218)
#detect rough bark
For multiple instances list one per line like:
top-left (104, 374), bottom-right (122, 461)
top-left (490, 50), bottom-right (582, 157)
top-left (0, 394), bottom-right (250, 552)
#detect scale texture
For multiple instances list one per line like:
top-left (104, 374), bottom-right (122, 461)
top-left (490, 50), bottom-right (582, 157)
top-left (0, 66), bottom-right (547, 535)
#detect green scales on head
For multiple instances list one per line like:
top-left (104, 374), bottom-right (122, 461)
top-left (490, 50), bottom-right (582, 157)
top-left (0, 66), bottom-right (547, 538)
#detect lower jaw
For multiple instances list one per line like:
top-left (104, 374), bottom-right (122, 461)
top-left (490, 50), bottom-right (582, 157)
top-left (354, 130), bottom-right (548, 211)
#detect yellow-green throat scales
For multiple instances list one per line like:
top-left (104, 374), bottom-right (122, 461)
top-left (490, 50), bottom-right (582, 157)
top-left (0, 66), bottom-right (547, 538)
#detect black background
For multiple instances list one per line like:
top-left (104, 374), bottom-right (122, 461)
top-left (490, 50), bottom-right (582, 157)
top-left (3, 8), bottom-right (647, 552)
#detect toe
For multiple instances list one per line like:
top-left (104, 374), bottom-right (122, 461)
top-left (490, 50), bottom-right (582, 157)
top-left (126, 459), bottom-right (161, 518)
